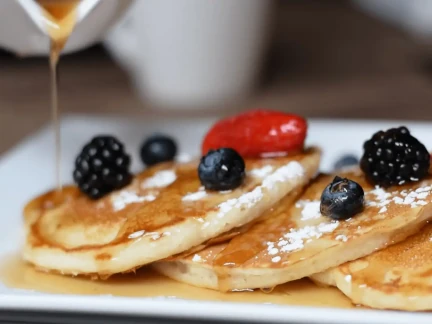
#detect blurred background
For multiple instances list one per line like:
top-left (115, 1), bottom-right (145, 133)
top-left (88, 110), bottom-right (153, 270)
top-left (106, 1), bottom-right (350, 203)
top-left (2, 0), bottom-right (432, 155)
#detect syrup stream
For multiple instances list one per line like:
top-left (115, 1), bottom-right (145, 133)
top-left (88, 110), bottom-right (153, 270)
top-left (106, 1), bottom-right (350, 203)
top-left (37, 0), bottom-right (80, 191)
top-left (50, 43), bottom-right (61, 190)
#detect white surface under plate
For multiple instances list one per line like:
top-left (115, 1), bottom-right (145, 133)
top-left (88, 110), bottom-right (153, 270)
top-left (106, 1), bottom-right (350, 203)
top-left (0, 114), bottom-right (432, 323)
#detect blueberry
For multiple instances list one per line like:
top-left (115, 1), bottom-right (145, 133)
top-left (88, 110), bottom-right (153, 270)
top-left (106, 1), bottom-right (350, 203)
top-left (140, 134), bottom-right (177, 166)
top-left (198, 148), bottom-right (245, 191)
top-left (333, 154), bottom-right (359, 170)
top-left (320, 176), bottom-right (364, 220)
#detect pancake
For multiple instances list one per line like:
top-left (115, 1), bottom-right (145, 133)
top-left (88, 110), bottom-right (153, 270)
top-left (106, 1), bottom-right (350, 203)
top-left (154, 169), bottom-right (432, 291)
top-left (23, 148), bottom-right (320, 277)
top-left (310, 222), bottom-right (432, 311)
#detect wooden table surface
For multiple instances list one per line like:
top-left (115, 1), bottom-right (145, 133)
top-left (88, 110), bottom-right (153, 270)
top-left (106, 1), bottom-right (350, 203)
top-left (1, 0), bottom-right (432, 155)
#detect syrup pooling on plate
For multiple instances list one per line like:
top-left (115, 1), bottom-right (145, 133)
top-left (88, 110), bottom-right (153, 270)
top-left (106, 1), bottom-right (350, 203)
top-left (0, 255), bottom-right (353, 309)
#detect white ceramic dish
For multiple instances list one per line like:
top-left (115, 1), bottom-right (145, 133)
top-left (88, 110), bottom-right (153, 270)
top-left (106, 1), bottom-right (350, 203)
top-left (1, 115), bottom-right (432, 323)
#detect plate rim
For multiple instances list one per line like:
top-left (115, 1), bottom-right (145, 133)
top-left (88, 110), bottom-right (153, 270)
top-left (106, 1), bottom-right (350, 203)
top-left (0, 294), bottom-right (430, 324)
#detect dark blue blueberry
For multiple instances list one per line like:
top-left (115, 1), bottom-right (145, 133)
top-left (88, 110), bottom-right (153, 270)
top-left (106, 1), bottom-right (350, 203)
top-left (140, 134), bottom-right (177, 166)
top-left (198, 148), bottom-right (245, 191)
top-left (320, 176), bottom-right (364, 220)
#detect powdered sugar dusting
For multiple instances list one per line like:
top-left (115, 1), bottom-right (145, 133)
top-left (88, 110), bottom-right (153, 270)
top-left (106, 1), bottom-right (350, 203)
top-left (296, 200), bottom-right (321, 220)
top-left (182, 187), bottom-right (207, 201)
top-left (417, 186), bottom-right (431, 193)
top-left (367, 185), bottom-right (432, 210)
top-left (213, 161), bottom-right (304, 222)
top-left (267, 222), bottom-right (339, 254)
top-left (111, 191), bottom-right (156, 211)
top-left (369, 187), bottom-right (391, 202)
top-left (142, 170), bottom-right (176, 189)
top-left (220, 190), bottom-right (232, 194)
top-left (262, 161), bottom-right (304, 190)
top-left (378, 206), bottom-right (387, 214)
top-left (128, 230), bottom-right (145, 239)
top-left (192, 254), bottom-right (202, 262)
top-left (216, 187), bottom-right (263, 219)
top-left (268, 247), bottom-right (279, 255)
top-left (416, 192), bottom-right (428, 200)
top-left (271, 256), bottom-right (281, 263)
top-left (249, 165), bottom-right (273, 178)
top-left (336, 234), bottom-right (348, 242)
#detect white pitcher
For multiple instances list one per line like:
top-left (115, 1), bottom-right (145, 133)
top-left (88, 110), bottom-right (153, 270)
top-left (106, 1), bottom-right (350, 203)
top-left (0, 0), bottom-right (132, 57)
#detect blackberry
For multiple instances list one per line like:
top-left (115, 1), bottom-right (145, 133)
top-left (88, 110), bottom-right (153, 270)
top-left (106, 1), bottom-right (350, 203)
top-left (73, 135), bottom-right (132, 199)
top-left (360, 126), bottom-right (430, 187)
top-left (140, 134), bottom-right (177, 166)
top-left (198, 148), bottom-right (245, 191)
top-left (320, 176), bottom-right (364, 220)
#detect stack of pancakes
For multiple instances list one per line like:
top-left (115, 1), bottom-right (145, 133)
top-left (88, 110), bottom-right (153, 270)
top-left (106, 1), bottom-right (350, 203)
top-left (23, 146), bottom-right (432, 311)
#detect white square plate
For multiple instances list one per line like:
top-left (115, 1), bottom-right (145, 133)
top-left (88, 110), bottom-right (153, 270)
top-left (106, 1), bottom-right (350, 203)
top-left (0, 115), bottom-right (431, 324)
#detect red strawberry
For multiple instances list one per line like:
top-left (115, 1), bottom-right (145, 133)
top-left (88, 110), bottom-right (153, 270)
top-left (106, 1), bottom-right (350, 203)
top-left (202, 109), bottom-right (307, 158)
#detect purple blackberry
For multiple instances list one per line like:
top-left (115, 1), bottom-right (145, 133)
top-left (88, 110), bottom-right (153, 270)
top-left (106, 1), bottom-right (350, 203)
top-left (360, 126), bottom-right (429, 187)
top-left (73, 135), bottom-right (132, 199)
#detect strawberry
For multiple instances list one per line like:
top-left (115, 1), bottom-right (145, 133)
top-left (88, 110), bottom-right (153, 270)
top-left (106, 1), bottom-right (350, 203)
top-left (202, 109), bottom-right (307, 158)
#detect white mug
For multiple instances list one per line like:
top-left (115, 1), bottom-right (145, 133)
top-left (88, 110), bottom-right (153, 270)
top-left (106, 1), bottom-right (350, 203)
top-left (105, 0), bottom-right (274, 109)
